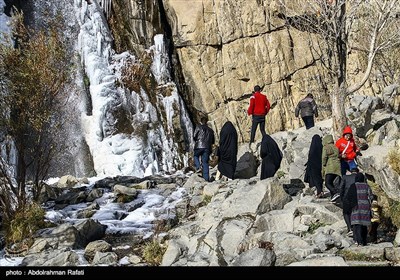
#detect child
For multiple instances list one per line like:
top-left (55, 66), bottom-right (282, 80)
top-left (369, 194), bottom-right (381, 243)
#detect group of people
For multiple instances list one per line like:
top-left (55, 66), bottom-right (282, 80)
top-left (193, 85), bottom-right (281, 182)
top-left (193, 117), bottom-right (238, 182)
top-left (305, 127), bottom-right (381, 246)
top-left (193, 84), bottom-right (381, 245)
top-left (193, 117), bottom-right (282, 183)
top-left (193, 86), bottom-right (322, 183)
top-left (340, 169), bottom-right (381, 246)
top-left (305, 126), bottom-right (361, 200)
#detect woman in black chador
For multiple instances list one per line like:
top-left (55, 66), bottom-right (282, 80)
top-left (304, 134), bottom-right (324, 197)
top-left (217, 121), bottom-right (238, 179)
top-left (260, 134), bottom-right (283, 179)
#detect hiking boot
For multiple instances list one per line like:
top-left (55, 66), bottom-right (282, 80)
top-left (331, 193), bottom-right (340, 202)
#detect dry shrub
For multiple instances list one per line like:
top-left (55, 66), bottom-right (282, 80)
top-left (388, 149), bottom-right (400, 174)
top-left (5, 202), bottom-right (46, 245)
top-left (368, 179), bottom-right (399, 229)
top-left (142, 240), bottom-right (167, 266)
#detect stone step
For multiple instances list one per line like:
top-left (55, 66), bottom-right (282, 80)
top-left (346, 260), bottom-right (391, 266)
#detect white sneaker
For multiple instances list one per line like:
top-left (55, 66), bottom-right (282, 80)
top-left (331, 193), bottom-right (340, 202)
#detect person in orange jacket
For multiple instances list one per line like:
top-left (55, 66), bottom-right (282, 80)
top-left (335, 126), bottom-right (361, 175)
top-left (247, 85), bottom-right (271, 143)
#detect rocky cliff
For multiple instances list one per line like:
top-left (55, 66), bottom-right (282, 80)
top-left (110, 0), bottom-right (399, 143)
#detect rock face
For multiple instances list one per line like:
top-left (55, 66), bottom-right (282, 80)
top-left (3, 1), bottom-right (398, 178)
top-left (108, 0), bottom-right (399, 145)
top-left (161, 0), bottom-right (328, 141)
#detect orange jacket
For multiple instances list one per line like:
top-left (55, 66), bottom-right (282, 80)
top-left (335, 126), bottom-right (359, 161)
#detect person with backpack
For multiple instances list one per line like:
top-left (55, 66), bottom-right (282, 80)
top-left (335, 126), bottom-right (361, 175)
top-left (321, 134), bottom-right (341, 202)
top-left (193, 116), bottom-right (215, 182)
top-left (295, 93), bottom-right (319, 129)
top-left (247, 85), bottom-right (271, 144)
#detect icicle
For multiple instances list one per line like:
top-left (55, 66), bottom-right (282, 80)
top-left (97, 0), bottom-right (112, 18)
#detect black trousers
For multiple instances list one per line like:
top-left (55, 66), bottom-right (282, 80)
top-left (302, 116), bottom-right (315, 129)
top-left (250, 115), bottom-right (266, 143)
top-left (353, 224), bottom-right (368, 245)
top-left (325, 174), bottom-right (339, 198)
top-left (343, 211), bottom-right (352, 232)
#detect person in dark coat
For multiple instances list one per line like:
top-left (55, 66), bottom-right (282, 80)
top-left (304, 134), bottom-right (323, 197)
top-left (260, 134), bottom-right (282, 180)
top-left (340, 168), bottom-right (359, 235)
top-left (193, 116), bottom-right (215, 182)
top-left (216, 121), bottom-right (238, 180)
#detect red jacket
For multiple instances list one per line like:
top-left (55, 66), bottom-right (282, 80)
top-left (335, 126), bottom-right (359, 161)
top-left (247, 91), bottom-right (270, 116)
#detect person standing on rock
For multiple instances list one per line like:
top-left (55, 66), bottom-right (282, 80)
top-left (295, 93), bottom-right (318, 129)
top-left (351, 172), bottom-right (373, 246)
top-left (193, 116), bottom-right (215, 182)
top-left (215, 121), bottom-right (238, 181)
top-left (247, 85), bottom-right (271, 144)
top-left (304, 134), bottom-right (323, 198)
top-left (321, 134), bottom-right (341, 202)
top-left (260, 134), bottom-right (282, 180)
top-left (335, 125), bottom-right (361, 175)
top-left (340, 168), bottom-right (360, 236)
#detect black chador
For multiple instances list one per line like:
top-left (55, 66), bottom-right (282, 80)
top-left (304, 134), bottom-right (323, 194)
top-left (217, 121), bottom-right (238, 179)
top-left (260, 134), bottom-right (283, 179)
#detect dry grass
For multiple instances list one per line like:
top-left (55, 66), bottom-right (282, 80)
top-left (5, 202), bottom-right (46, 245)
top-left (368, 179), bottom-right (400, 229)
top-left (142, 240), bottom-right (167, 266)
top-left (387, 149), bottom-right (400, 174)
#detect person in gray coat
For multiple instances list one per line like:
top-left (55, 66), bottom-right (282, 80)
top-left (295, 93), bottom-right (318, 129)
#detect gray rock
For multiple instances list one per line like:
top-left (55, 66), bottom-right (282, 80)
top-left (84, 240), bottom-right (112, 262)
top-left (92, 251), bottom-right (118, 266)
top-left (231, 248), bottom-right (276, 266)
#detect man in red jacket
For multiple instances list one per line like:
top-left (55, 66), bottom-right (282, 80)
top-left (247, 85), bottom-right (271, 143)
top-left (335, 126), bottom-right (361, 175)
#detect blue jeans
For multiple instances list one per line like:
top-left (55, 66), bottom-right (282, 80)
top-left (340, 159), bottom-right (357, 175)
top-left (194, 148), bottom-right (211, 181)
